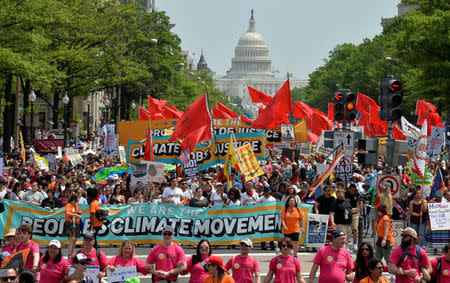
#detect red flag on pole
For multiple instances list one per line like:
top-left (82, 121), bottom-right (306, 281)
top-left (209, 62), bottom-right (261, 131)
top-left (251, 80), bottom-right (292, 128)
top-left (139, 107), bottom-right (150, 120)
top-left (143, 128), bottom-right (153, 161)
top-left (328, 102), bottom-right (334, 121)
top-left (169, 94), bottom-right (212, 152)
top-left (217, 102), bottom-right (237, 118)
top-left (293, 101), bottom-right (313, 119)
top-left (248, 86), bottom-right (272, 106)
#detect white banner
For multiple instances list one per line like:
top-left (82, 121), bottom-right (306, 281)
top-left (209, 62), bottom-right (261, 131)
top-left (107, 266), bottom-right (137, 283)
top-left (428, 203), bottom-right (450, 231)
top-left (427, 126), bottom-right (444, 160)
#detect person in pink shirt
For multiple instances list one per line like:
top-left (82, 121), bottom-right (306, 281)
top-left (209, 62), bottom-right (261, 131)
top-left (182, 239), bottom-right (212, 283)
top-left (145, 225), bottom-right (187, 282)
top-left (430, 243), bottom-right (450, 283)
top-left (264, 237), bottom-right (305, 283)
top-left (14, 224), bottom-right (40, 272)
top-left (225, 238), bottom-right (261, 283)
top-left (105, 240), bottom-right (147, 275)
top-left (68, 232), bottom-right (109, 280)
top-left (38, 240), bottom-right (69, 283)
top-left (388, 228), bottom-right (432, 283)
top-left (1, 228), bottom-right (16, 255)
top-left (308, 230), bottom-right (354, 283)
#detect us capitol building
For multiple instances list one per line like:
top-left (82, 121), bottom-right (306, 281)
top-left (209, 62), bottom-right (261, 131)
top-left (214, 11), bottom-right (308, 112)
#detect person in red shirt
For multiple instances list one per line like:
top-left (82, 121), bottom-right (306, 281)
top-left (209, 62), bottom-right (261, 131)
top-left (430, 243), bottom-right (450, 283)
top-left (106, 240), bottom-right (147, 275)
top-left (38, 240), bottom-right (69, 283)
top-left (14, 224), bottom-right (40, 272)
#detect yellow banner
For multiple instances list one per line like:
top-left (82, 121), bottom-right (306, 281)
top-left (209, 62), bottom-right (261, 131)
top-left (33, 154), bottom-right (49, 171)
top-left (294, 120), bottom-right (308, 143)
top-left (117, 119), bottom-right (178, 145)
top-left (238, 143), bottom-right (265, 181)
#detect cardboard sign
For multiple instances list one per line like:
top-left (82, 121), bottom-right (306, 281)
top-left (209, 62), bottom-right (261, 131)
top-left (68, 154), bottom-right (83, 166)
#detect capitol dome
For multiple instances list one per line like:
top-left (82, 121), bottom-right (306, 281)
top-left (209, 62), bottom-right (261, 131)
top-left (226, 10), bottom-right (274, 78)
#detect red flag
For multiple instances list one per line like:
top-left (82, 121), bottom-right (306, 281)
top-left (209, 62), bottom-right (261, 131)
top-left (307, 131), bottom-right (319, 144)
top-left (169, 104), bottom-right (183, 116)
top-left (309, 111), bottom-right (333, 136)
top-left (357, 111), bottom-right (373, 137)
top-left (293, 101), bottom-right (313, 119)
top-left (169, 94), bottom-right (212, 152)
top-left (162, 106), bottom-right (183, 119)
top-left (356, 92), bottom-right (379, 113)
top-left (239, 115), bottom-right (254, 125)
top-left (143, 128), bottom-right (153, 161)
top-left (252, 80), bottom-right (292, 128)
top-left (139, 107), bottom-right (149, 120)
top-left (148, 95), bottom-right (167, 112)
top-left (328, 103), bottom-right (334, 121)
top-left (393, 124), bottom-right (406, 140)
top-left (217, 102), bottom-right (237, 118)
top-left (248, 86), bottom-right (272, 106)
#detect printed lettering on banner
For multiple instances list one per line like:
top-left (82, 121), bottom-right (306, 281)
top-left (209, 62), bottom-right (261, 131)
top-left (107, 266), bottom-right (137, 283)
top-left (428, 203), bottom-right (450, 231)
top-left (306, 214), bottom-right (329, 247)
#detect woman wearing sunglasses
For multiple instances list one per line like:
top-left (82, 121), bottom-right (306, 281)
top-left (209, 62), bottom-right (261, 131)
top-left (182, 239), bottom-right (212, 283)
top-left (204, 255), bottom-right (234, 283)
top-left (360, 258), bottom-right (389, 283)
top-left (264, 237), bottom-right (306, 283)
top-left (354, 242), bottom-right (387, 283)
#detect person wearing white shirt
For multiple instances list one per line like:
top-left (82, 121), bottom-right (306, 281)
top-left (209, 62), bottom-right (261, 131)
top-left (259, 186), bottom-right (276, 203)
top-left (162, 178), bottom-right (184, 205)
top-left (210, 182), bottom-right (228, 207)
top-left (241, 181), bottom-right (259, 206)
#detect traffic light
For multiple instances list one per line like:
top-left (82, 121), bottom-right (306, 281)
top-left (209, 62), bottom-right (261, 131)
top-left (379, 76), bottom-right (403, 121)
top-left (345, 91), bottom-right (357, 121)
top-left (334, 91), bottom-right (345, 122)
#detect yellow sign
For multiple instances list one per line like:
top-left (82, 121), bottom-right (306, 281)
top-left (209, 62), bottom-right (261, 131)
top-left (117, 119), bottom-right (179, 145)
top-left (294, 120), bottom-right (307, 143)
top-left (238, 143), bottom-right (265, 181)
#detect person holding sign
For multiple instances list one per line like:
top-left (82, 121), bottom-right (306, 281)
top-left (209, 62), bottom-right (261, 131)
top-left (71, 253), bottom-right (94, 283)
top-left (281, 197), bottom-right (305, 258)
top-left (106, 240), bottom-right (147, 275)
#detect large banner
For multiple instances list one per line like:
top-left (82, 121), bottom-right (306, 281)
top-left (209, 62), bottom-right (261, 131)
top-left (127, 132), bottom-right (265, 171)
top-left (0, 200), bottom-right (313, 246)
top-left (33, 139), bottom-right (65, 153)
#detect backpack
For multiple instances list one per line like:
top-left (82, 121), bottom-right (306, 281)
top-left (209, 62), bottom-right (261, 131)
top-left (429, 257), bottom-right (442, 283)
top-left (95, 209), bottom-right (108, 221)
top-left (397, 244), bottom-right (421, 268)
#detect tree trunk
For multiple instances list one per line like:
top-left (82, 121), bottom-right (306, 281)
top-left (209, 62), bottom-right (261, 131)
top-left (2, 75), bottom-right (13, 153)
top-left (21, 79), bottom-right (31, 142)
top-left (52, 92), bottom-right (60, 129)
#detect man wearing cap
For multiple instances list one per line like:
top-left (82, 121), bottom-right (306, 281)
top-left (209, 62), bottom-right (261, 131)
top-left (162, 178), bottom-right (184, 205)
top-left (225, 238), bottom-right (261, 283)
top-left (241, 182), bottom-right (259, 206)
top-left (145, 225), bottom-right (186, 282)
top-left (69, 232), bottom-right (108, 280)
top-left (308, 230), bottom-right (354, 283)
top-left (72, 253), bottom-right (94, 283)
top-left (388, 227), bottom-right (432, 283)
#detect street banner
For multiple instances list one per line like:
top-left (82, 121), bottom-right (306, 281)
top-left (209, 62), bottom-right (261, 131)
top-left (126, 132), bottom-right (265, 171)
top-left (93, 165), bottom-right (130, 182)
top-left (281, 124), bottom-right (295, 143)
top-left (107, 266), bottom-right (137, 283)
top-left (143, 161), bottom-right (165, 183)
top-left (47, 155), bottom-right (57, 174)
top-left (0, 200), bottom-right (314, 246)
top-left (238, 143), bottom-right (265, 182)
top-left (306, 214), bottom-right (329, 248)
top-left (183, 158), bottom-right (198, 180)
top-left (68, 154), bottom-right (83, 167)
top-left (427, 126), bottom-right (444, 160)
top-left (33, 154), bottom-right (49, 171)
top-left (118, 146), bottom-right (126, 164)
top-left (131, 163), bottom-right (148, 190)
top-left (428, 203), bottom-right (450, 231)
top-left (104, 124), bottom-right (116, 157)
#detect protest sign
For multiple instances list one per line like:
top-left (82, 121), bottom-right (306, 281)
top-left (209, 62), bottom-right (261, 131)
top-left (68, 154), bottom-right (83, 167)
top-left (316, 163), bottom-right (329, 177)
top-left (281, 124), bottom-right (295, 143)
top-left (0, 200), bottom-right (314, 246)
top-left (107, 266), bottom-right (137, 283)
top-left (47, 155), bottom-right (57, 174)
top-left (143, 161), bottom-right (165, 183)
top-left (131, 163), bottom-right (148, 190)
top-left (238, 143), bottom-right (265, 181)
top-left (69, 266), bottom-right (99, 283)
top-left (392, 220), bottom-right (405, 247)
top-left (428, 203), bottom-right (450, 231)
top-left (306, 214), bottom-right (329, 247)
top-left (33, 154), bottom-right (49, 171)
top-left (104, 124), bottom-right (116, 157)
top-left (93, 166), bottom-right (130, 182)
top-left (183, 158), bottom-right (198, 180)
top-left (57, 147), bottom-right (62, 159)
top-left (335, 163), bottom-right (354, 183)
top-left (427, 126), bottom-right (444, 160)
top-left (118, 146), bottom-right (126, 164)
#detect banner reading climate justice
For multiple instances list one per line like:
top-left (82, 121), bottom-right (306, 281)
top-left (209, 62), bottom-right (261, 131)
top-left (0, 200), bottom-right (312, 246)
top-left (127, 132), bottom-right (265, 171)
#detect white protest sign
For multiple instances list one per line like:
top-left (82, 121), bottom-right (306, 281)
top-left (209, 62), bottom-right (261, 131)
top-left (281, 124), bottom-right (295, 143)
top-left (57, 146), bottom-right (63, 159)
top-left (392, 220), bottom-right (405, 247)
top-left (118, 146), bottom-right (127, 164)
top-left (316, 163), bottom-right (329, 177)
top-left (69, 266), bottom-right (100, 283)
top-left (427, 126), bottom-right (444, 160)
top-left (428, 203), bottom-right (450, 231)
top-left (306, 214), bottom-right (329, 248)
top-left (143, 161), bottom-right (165, 183)
top-left (68, 154), bottom-right (83, 166)
top-left (107, 266), bottom-right (137, 283)
top-left (104, 124), bottom-right (117, 157)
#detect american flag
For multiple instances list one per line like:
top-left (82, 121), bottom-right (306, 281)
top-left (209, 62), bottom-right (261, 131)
top-left (179, 149), bottom-right (191, 164)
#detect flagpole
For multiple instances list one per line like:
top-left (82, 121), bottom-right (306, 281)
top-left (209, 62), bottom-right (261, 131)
top-left (148, 97), bottom-right (154, 161)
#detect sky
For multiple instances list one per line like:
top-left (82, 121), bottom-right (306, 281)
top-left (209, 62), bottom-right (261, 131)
top-left (156, 0), bottom-right (401, 80)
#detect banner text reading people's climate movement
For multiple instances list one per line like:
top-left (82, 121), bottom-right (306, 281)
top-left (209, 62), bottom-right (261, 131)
top-left (0, 200), bottom-right (312, 245)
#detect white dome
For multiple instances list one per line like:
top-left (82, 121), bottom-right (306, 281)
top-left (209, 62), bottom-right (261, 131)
top-left (238, 31), bottom-right (266, 47)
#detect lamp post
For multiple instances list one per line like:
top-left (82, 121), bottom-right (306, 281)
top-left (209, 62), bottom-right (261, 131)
top-left (29, 91), bottom-right (36, 140)
top-left (131, 101), bottom-right (136, 120)
top-left (104, 98), bottom-right (110, 125)
top-left (86, 97), bottom-right (92, 140)
top-left (62, 93), bottom-right (69, 146)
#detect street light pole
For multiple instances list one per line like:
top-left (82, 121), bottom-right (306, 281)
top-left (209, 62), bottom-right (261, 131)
top-left (86, 96), bottom-right (92, 140)
top-left (104, 98), bottom-right (110, 125)
top-left (29, 91), bottom-right (36, 140)
top-left (62, 92), bottom-right (69, 146)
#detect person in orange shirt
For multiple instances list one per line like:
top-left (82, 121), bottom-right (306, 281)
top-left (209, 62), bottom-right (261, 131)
top-left (204, 255), bottom-right (235, 283)
top-left (360, 258), bottom-right (389, 283)
top-left (65, 193), bottom-right (82, 256)
top-left (374, 204), bottom-right (394, 263)
top-left (87, 187), bottom-right (103, 249)
top-left (281, 196), bottom-right (305, 258)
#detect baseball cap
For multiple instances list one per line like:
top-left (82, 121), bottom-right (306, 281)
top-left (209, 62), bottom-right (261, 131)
top-left (216, 182), bottom-right (223, 186)
top-left (4, 228), bottom-right (16, 238)
top-left (240, 238), bottom-right (253, 248)
top-left (48, 239), bottom-right (61, 248)
top-left (263, 186), bottom-right (272, 194)
top-left (83, 231), bottom-right (95, 240)
top-left (401, 227), bottom-right (418, 239)
top-left (207, 255), bottom-right (226, 271)
top-left (331, 230), bottom-right (345, 239)
top-left (162, 225), bottom-right (175, 234)
top-left (73, 253), bottom-right (92, 264)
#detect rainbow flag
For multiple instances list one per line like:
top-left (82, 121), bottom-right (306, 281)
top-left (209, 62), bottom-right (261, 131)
top-left (309, 147), bottom-right (345, 197)
top-left (430, 167), bottom-right (446, 200)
